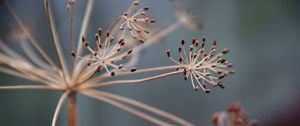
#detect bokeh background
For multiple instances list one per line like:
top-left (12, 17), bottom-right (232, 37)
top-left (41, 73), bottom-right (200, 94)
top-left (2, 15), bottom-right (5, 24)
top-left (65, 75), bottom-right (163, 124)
top-left (1, 0), bottom-right (300, 126)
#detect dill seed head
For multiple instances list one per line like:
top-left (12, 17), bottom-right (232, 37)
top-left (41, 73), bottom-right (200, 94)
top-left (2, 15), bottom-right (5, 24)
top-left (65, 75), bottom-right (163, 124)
top-left (166, 37), bottom-right (234, 93)
top-left (119, 1), bottom-right (155, 42)
top-left (77, 28), bottom-right (138, 76)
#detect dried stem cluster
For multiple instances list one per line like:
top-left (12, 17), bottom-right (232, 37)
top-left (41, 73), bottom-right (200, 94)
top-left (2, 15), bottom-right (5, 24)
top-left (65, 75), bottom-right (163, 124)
top-left (0, 0), bottom-right (233, 126)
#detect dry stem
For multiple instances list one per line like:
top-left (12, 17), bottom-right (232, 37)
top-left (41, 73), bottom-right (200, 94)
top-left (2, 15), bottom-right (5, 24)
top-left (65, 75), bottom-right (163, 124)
top-left (67, 92), bottom-right (78, 126)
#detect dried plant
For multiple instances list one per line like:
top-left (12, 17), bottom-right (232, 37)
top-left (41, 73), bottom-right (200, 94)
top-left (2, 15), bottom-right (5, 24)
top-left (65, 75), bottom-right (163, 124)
top-left (212, 103), bottom-right (257, 126)
top-left (0, 0), bottom-right (234, 126)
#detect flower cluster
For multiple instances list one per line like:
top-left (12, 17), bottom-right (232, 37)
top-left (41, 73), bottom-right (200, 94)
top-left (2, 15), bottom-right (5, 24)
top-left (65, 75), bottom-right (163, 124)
top-left (72, 29), bottom-right (137, 77)
top-left (0, 0), bottom-right (236, 126)
top-left (119, 0), bottom-right (155, 43)
top-left (166, 37), bottom-right (234, 93)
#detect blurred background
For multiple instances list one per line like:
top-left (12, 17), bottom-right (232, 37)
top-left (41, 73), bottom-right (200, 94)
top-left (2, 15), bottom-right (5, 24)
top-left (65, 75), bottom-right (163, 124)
top-left (0, 0), bottom-right (300, 126)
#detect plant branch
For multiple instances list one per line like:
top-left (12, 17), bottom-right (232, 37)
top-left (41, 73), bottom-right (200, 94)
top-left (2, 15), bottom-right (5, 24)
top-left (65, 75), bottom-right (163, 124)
top-left (3, 0), bottom-right (57, 69)
top-left (75, 0), bottom-right (94, 57)
top-left (0, 85), bottom-right (62, 90)
top-left (93, 65), bottom-right (180, 82)
top-left (82, 70), bottom-right (182, 89)
top-left (52, 91), bottom-right (70, 126)
top-left (44, 0), bottom-right (70, 83)
top-left (90, 90), bottom-right (194, 126)
top-left (80, 90), bottom-right (173, 126)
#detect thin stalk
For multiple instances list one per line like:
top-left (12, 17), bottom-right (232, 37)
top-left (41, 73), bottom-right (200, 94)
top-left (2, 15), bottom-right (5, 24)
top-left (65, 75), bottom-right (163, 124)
top-left (0, 66), bottom-right (37, 81)
top-left (136, 21), bottom-right (182, 51)
top-left (44, 0), bottom-right (70, 83)
top-left (68, 2), bottom-right (75, 73)
top-left (67, 92), bottom-right (78, 126)
top-left (52, 91), bottom-right (70, 126)
top-left (80, 90), bottom-right (173, 126)
top-left (3, 0), bottom-right (57, 69)
top-left (82, 70), bottom-right (182, 89)
top-left (93, 65), bottom-right (180, 82)
top-left (92, 90), bottom-right (194, 126)
top-left (0, 85), bottom-right (62, 90)
top-left (75, 0), bottom-right (94, 57)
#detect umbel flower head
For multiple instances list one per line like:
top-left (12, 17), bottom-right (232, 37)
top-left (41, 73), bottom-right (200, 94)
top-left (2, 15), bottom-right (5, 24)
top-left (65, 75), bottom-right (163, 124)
top-left (72, 29), bottom-right (137, 77)
top-left (0, 0), bottom-right (234, 126)
top-left (166, 37), bottom-right (234, 93)
top-left (119, 0), bottom-right (155, 43)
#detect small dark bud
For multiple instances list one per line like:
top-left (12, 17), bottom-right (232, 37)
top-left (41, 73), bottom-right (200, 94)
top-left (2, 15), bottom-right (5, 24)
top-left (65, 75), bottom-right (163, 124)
top-left (95, 34), bottom-right (99, 41)
top-left (143, 6), bottom-right (149, 10)
top-left (118, 64), bottom-right (123, 69)
top-left (218, 75), bottom-right (225, 79)
top-left (181, 39), bottom-right (185, 45)
top-left (85, 42), bottom-right (89, 47)
top-left (213, 40), bottom-right (217, 46)
top-left (166, 50), bottom-right (171, 57)
top-left (71, 51), bottom-right (76, 57)
top-left (133, 1), bottom-right (139, 5)
top-left (189, 46), bottom-right (193, 52)
top-left (106, 32), bottom-right (110, 37)
top-left (127, 50), bottom-right (133, 54)
top-left (178, 47), bottom-right (182, 52)
top-left (192, 37), bottom-right (196, 45)
top-left (150, 19), bottom-right (155, 23)
top-left (202, 37), bottom-right (206, 42)
top-left (118, 38), bottom-right (124, 44)
top-left (179, 57), bottom-right (183, 62)
top-left (110, 72), bottom-right (115, 77)
top-left (205, 89), bottom-right (210, 93)
top-left (130, 67), bottom-right (137, 72)
top-left (98, 28), bottom-right (102, 36)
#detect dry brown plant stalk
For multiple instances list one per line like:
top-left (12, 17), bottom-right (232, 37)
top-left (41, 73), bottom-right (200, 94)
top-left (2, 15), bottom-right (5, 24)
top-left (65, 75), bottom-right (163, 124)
top-left (0, 0), bottom-right (234, 126)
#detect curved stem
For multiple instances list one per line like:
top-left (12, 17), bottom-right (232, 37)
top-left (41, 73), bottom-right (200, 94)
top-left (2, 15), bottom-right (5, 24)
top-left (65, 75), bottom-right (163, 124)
top-left (52, 91), bottom-right (70, 126)
top-left (80, 90), bottom-right (173, 126)
top-left (93, 65), bottom-right (180, 82)
top-left (67, 92), bottom-right (78, 126)
top-left (82, 70), bottom-right (182, 89)
top-left (91, 90), bottom-right (194, 126)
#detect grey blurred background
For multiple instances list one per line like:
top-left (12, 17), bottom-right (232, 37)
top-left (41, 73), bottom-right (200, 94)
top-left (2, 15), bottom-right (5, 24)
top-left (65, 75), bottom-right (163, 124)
top-left (0, 0), bottom-right (300, 126)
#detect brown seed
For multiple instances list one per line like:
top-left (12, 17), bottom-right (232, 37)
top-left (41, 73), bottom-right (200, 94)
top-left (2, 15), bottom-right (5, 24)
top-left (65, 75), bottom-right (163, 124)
top-left (81, 36), bottom-right (85, 42)
top-left (127, 49), bottom-right (133, 54)
top-left (204, 89), bottom-right (210, 93)
top-left (181, 39), bottom-right (185, 45)
top-left (98, 28), bottom-right (102, 36)
top-left (143, 6), bottom-right (149, 10)
top-left (166, 50), bottom-right (171, 57)
top-left (130, 67), bottom-right (137, 72)
top-left (71, 51), bottom-right (75, 57)
top-left (110, 72), bottom-right (115, 76)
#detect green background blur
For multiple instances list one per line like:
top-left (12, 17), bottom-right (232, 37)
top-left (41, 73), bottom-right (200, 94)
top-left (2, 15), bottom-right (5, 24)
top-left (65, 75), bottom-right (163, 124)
top-left (0, 0), bottom-right (300, 126)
